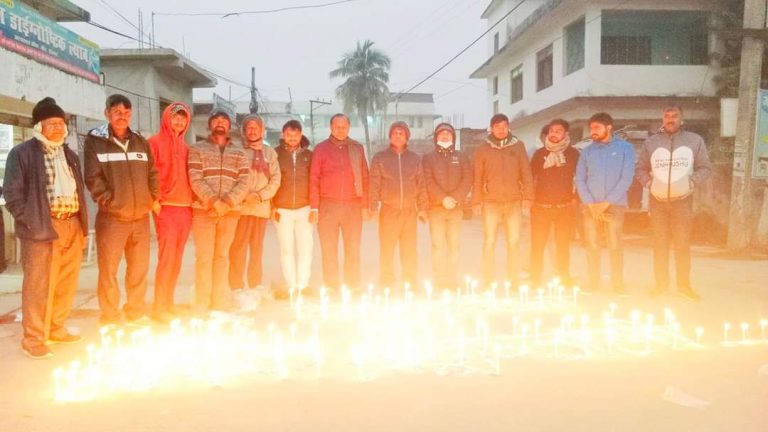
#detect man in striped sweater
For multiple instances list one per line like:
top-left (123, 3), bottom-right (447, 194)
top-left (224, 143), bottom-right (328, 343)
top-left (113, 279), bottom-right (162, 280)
top-left (188, 110), bottom-right (250, 314)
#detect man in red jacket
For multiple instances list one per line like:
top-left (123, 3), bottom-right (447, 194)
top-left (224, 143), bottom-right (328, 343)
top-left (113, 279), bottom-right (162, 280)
top-left (148, 102), bottom-right (193, 323)
top-left (309, 114), bottom-right (370, 291)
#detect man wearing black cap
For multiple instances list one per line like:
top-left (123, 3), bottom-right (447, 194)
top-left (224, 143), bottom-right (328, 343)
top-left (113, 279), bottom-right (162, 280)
top-left (84, 94), bottom-right (159, 326)
top-left (3, 97), bottom-right (89, 359)
top-left (369, 121), bottom-right (428, 287)
top-left (188, 110), bottom-right (250, 314)
top-left (473, 113), bottom-right (534, 289)
top-left (422, 122), bottom-right (472, 290)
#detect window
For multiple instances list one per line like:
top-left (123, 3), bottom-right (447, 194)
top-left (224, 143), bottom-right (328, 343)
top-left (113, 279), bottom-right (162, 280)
top-left (564, 17), bottom-right (585, 75)
top-left (601, 36), bottom-right (651, 64)
top-left (536, 44), bottom-right (553, 92)
top-left (510, 65), bottom-right (523, 104)
top-left (492, 75), bottom-right (499, 95)
top-left (601, 10), bottom-right (709, 65)
top-left (493, 32), bottom-right (500, 53)
top-left (493, 100), bottom-right (499, 115)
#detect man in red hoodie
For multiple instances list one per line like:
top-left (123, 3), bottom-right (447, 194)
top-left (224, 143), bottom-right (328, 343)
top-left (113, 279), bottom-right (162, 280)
top-left (148, 103), bottom-right (193, 323)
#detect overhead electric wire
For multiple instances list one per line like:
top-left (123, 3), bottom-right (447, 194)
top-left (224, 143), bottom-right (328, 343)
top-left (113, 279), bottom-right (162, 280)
top-left (153, 0), bottom-right (359, 18)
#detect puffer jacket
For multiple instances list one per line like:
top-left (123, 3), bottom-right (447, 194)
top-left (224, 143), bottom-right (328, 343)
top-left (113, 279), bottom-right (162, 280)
top-left (84, 124), bottom-right (158, 221)
top-left (273, 141), bottom-right (312, 210)
top-left (422, 145), bottom-right (472, 209)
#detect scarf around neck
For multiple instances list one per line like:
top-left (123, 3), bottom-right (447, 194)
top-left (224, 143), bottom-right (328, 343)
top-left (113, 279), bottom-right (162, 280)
top-left (33, 123), bottom-right (77, 199)
top-left (543, 135), bottom-right (571, 169)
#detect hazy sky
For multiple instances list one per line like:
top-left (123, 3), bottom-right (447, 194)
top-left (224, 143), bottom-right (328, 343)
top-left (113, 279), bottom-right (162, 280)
top-left (64, 0), bottom-right (493, 127)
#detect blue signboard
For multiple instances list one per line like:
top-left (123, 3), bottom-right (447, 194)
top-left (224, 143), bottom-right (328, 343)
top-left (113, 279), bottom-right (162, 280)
top-left (0, 0), bottom-right (100, 82)
top-left (755, 90), bottom-right (768, 178)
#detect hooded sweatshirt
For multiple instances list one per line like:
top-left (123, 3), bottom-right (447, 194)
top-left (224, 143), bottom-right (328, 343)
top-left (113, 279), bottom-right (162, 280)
top-left (148, 103), bottom-right (194, 207)
top-left (635, 130), bottom-right (711, 202)
top-left (239, 114), bottom-right (281, 218)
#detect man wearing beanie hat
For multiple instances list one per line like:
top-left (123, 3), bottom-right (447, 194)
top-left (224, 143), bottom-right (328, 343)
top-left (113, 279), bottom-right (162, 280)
top-left (188, 109), bottom-right (250, 314)
top-left (84, 94), bottom-right (159, 326)
top-left (369, 121), bottom-right (428, 287)
top-left (422, 122), bottom-right (472, 289)
top-left (473, 113), bottom-right (534, 289)
top-left (3, 97), bottom-right (89, 359)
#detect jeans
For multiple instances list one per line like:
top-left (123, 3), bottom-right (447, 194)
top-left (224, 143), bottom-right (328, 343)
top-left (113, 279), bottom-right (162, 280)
top-left (428, 207), bottom-right (463, 288)
top-left (21, 218), bottom-right (84, 348)
top-left (482, 201), bottom-right (522, 286)
top-left (582, 205), bottom-right (625, 290)
top-left (529, 203), bottom-right (574, 285)
top-left (229, 215), bottom-right (268, 289)
top-left (153, 205), bottom-right (192, 314)
top-left (378, 206), bottom-right (418, 287)
top-left (192, 210), bottom-right (239, 313)
top-left (650, 195), bottom-right (693, 289)
top-left (96, 212), bottom-right (150, 322)
top-left (317, 199), bottom-right (362, 289)
top-left (275, 206), bottom-right (314, 291)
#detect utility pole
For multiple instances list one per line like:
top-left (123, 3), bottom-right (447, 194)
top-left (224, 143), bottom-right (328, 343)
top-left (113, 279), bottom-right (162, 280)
top-left (727, 0), bottom-right (768, 249)
top-left (249, 67), bottom-right (259, 114)
top-left (309, 99), bottom-right (331, 146)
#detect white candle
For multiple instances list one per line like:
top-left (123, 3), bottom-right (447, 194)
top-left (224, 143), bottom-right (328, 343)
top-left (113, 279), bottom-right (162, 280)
top-left (723, 322), bottom-right (732, 344)
top-left (504, 281), bottom-right (511, 301)
top-left (760, 319), bottom-right (767, 340)
top-left (695, 326), bottom-right (704, 345)
top-left (572, 286), bottom-right (580, 304)
top-left (741, 322), bottom-right (749, 343)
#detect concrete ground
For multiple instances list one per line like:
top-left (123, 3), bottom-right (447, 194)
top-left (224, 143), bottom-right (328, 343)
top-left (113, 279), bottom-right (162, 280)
top-left (0, 217), bottom-right (767, 431)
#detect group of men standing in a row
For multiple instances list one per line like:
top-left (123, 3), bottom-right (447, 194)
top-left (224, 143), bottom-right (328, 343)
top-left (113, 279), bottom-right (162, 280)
top-left (2, 95), bottom-right (710, 359)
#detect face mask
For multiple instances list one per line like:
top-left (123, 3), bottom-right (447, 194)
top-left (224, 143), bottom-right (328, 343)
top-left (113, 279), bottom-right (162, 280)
top-left (437, 140), bottom-right (453, 149)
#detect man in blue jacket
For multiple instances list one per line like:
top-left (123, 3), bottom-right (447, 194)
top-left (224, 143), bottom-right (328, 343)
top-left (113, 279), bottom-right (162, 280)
top-left (575, 112), bottom-right (635, 295)
top-left (3, 98), bottom-right (89, 359)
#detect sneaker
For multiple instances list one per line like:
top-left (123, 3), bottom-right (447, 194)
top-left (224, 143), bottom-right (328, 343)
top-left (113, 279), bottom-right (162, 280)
top-left (650, 286), bottom-right (667, 298)
top-left (151, 311), bottom-right (176, 324)
top-left (677, 287), bottom-right (701, 301)
top-left (48, 332), bottom-right (83, 344)
top-left (23, 344), bottom-right (52, 359)
top-left (613, 286), bottom-right (629, 297)
top-left (125, 315), bottom-right (153, 327)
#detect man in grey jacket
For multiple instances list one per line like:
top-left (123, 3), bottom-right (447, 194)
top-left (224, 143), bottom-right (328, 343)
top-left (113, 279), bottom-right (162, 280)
top-left (636, 105), bottom-right (711, 300)
top-left (228, 115), bottom-right (280, 294)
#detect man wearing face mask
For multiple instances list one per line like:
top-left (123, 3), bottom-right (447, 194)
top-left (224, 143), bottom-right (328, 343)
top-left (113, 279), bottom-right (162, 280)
top-left (369, 121), bottom-right (428, 288)
top-left (575, 112), bottom-right (635, 295)
top-left (85, 94), bottom-right (159, 326)
top-left (188, 110), bottom-right (250, 314)
top-left (636, 105), bottom-right (711, 300)
top-left (148, 102), bottom-right (193, 323)
top-left (472, 113), bottom-right (534, 289)
top-left (229, 115), bottom-right (281, 297)
top-left (4, 98), bottom-right (89, 359)
top-left (529, 119), bottom-right (579, 288)
top-left (422, 123), bottom-right (472, 290)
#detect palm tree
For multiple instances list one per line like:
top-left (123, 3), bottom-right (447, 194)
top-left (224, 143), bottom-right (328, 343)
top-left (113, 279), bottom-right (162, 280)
top-left (329, 39), bottom-right (391, 155)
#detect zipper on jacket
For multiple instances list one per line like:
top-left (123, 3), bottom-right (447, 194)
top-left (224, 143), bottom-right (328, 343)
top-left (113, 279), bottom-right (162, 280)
top-left (120, 138), bottom-right (138, 219)
top-left (666, 135), bottom-right (674, 201)
top-left (218, 145), bottom-right (225, 201)
top-left (292, 149), bottom-right (297, 209)
top-left (398, 152), bottom-right (403, 210)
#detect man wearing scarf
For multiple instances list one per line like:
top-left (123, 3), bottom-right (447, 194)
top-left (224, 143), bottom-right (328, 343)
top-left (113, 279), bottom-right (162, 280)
top-left (3, 98), bottom-right (89, 359)
top-left (472, 113), bottom-right (534, 289)
top-left (229, 115), bottom-right (281, 296)
top-left (148, 102), bottom-right (193, 323)
top-left (529, 119), bottom-right (580, 288)
top-left (309, 114), bottom-right (370, 291)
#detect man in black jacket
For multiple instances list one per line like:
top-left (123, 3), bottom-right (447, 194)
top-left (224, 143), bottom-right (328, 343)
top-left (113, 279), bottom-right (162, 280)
top-left (273, 120), bottom-right (314, 296)
top-left (422, 123), bottom-right (472, 290)
top-left (529, 119), bottom-right (579, 288)
top-left (3, 98), bottom-right (89, 359)
top-left (84, 94), bottom-right (159, 325)
top-left (369, 121), bottom-right (428, 287)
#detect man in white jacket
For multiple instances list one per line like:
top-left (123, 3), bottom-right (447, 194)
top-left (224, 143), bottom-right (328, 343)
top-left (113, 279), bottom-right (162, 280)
top-left (636, 105), bottom-right (711, 300)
